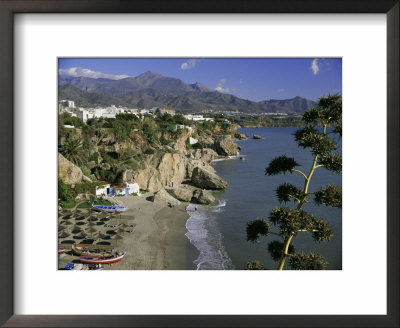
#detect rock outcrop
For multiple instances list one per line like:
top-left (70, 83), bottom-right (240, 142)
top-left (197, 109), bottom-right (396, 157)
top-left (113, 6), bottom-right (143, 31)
top-left (165, 186), bottom-right (193, 202)
top-left (214, 135), bottom-right (239, 156)
top-left (152, 188), bottom-right (181, 207)
top-left (58, 153), bottom-right (91, 186)
top-left (186, 159), bottom-right (215, 178)
top-left (192, 189), bottom-right (215, 205)
top-left (253, 134), bottom-right (262, 139)
top-left (133, 153), bottom-right (187, 192)
top-left (191, 167), bottom-right (227, 189)
top-left (235, 132), bottom-right (248, 140)
top-left (190, 148), bottom-right (219, 162)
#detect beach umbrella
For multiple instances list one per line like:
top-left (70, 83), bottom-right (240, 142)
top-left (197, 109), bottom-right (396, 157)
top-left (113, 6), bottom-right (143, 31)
top-left (86, 227), bottom-right (97, 239)
top-left (88, 216), bottom-right (98, 222)
top-left (58, 231), bottom-right (70, 239)
top-left (112, 234), bottom-right (123, 247)
top-left (72, 226), bottom-right (83, 234)
top-left (62, 220), bottom-right (73, 226)
top-left (62, 209), bottom-right (72, 216)
top-left (75, 215), bottom-right (85, 221)
top-left (96, 232), bottom-right (108, 240)
top-left (116, 227), bottom-right (126, 234)
top-left (58, 225), bottom-right (66, 232)
top-left (75, 231), bottom-right (88, 239)
top-left (87, 221), bottom-right (96, 227)
top-left (62, 215), bottom-right (72, 220)
top-left (96, 221), bottom-right (105, 226)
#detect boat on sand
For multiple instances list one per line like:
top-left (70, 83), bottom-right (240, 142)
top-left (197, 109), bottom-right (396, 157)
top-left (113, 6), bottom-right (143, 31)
top-left (72, 244), bottom-right (114, 258)
top-left (80, 252), bottom-right (125, 265)
top-left (92, 205), bottom-right (127, 213)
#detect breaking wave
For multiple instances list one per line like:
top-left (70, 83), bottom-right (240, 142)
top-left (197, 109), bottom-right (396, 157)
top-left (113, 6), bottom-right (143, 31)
top-left (185, 202), bottom-right (234, 270)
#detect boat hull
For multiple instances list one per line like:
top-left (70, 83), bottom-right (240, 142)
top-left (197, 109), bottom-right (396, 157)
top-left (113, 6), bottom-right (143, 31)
top-left (80, 253), bottom-right (125, 264)
top-left (72, 244), bottom-right (114, 258)
top-left (92, 205), bottom-right (127, 213)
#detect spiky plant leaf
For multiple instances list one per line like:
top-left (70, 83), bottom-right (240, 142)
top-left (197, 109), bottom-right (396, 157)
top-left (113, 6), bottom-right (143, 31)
top-left (246, 219), bottom-right (271, 243)
top-left (289, 252), bottom-right (328, 270)
top-left (318, 154), bottom-right (342, 173)
top-left (294, 127), bottom-right (337, 156)
top-left (267, 240), bottom-right (295, 262)
top-left (265, 156), bottom-right (300, 176)
top-left (315, 184), bottom-right (342, 208)
top-left (245, 261), bottom-right (264, 270)
top-left (276, 183), bottom-right (303, 203)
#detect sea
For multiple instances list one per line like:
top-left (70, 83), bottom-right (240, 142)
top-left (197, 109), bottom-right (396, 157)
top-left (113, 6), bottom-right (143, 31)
top-left (185, 127), bottom-right (342, 270)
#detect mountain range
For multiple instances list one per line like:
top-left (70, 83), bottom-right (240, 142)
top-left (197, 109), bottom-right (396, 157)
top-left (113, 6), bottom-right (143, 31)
top-left (59, 70), bottom-right (317, 114)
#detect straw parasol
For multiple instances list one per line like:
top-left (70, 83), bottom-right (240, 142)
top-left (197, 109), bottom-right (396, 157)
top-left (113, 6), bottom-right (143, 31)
top-left (88, 216), bottom-right (98, 222)
top-left (86, 227), bottom-right (97, 239)
top-left (58, 225), bottom-right (66, 232)
top-left (62, 220), bottom-right (73, 226)
top-left (62, 215), bottom-right (72, 220)
top-left (116, 227), bottom-right (126, 234)
top-left (75, 231), bottom-right (88, 239)
top-left (58, 231), bottom-right (70, 239)
top-left (61, 209), bottom-right (72, 216)
top-left (96, 231), bottom-right (108, 240)
top-left (112, 234), bottom-right (123, 247)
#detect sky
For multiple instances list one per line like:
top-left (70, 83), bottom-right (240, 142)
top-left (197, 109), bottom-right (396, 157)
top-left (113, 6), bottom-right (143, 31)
top-left (58, 58), bottom-right (342, 102)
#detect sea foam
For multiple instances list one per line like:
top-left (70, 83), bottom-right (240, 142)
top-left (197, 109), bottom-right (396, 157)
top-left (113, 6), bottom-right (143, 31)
top-left (185, 202), bottom-right (234, 270)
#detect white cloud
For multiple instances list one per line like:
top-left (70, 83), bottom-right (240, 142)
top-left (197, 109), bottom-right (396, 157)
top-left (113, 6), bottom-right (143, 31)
top-left (278, 88), bottom-right (285, 93)
top-left (310, 59), bottom-right (320, 75)
top-left (180, 59), bottom-right (198, 70)
top-left (239, 79), bottom-right (243, 84)
top-left (215, 78), bottom-right (231, 93)
top-left (58, 67), bottom-right (130, 80)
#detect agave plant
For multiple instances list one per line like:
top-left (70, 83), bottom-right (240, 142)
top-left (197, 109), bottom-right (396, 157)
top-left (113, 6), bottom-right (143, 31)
top-left (246, 94), bottom-right (342, 270)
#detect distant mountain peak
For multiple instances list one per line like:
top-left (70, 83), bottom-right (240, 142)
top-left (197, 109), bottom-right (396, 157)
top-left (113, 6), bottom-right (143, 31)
top-left (140, 70), bottom-right (161, 77)
top-left (190, 81), bottom-right (210, 92)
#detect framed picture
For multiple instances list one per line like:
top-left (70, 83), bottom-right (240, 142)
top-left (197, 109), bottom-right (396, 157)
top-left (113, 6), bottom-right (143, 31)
top-left (1, 0), bottom-right (398, 327)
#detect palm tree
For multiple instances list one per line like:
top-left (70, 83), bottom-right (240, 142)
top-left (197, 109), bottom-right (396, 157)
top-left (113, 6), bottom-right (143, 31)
top-left (59, 137), bottom-right (84, 165)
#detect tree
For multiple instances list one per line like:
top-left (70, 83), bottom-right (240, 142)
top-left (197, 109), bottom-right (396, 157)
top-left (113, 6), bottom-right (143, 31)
top-left (246, 94), bottom-right (342, 270)
top-left (59, 136), bottom-right (84, 166)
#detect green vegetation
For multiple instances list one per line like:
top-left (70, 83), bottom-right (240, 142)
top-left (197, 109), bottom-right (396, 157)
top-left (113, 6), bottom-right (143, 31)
top-left (246, 95), bottom-right (342, 270)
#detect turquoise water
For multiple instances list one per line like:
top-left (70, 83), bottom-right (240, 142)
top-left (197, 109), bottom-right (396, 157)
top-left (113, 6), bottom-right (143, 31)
top-left (185, 127), bottom-right (342, 270)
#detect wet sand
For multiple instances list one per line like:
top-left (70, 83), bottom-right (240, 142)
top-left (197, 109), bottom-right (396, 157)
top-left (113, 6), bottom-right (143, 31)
top-left (58, 194), bottom-right (195, 270)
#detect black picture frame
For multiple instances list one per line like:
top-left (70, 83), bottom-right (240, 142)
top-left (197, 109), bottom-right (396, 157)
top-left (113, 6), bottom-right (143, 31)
top-left (0, 1), bottom-right (398, 327)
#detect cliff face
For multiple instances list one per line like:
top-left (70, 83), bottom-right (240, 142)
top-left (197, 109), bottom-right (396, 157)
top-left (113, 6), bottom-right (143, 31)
top-left (58, 153), bottom-right (91, 186)
top-left (59, 121), bottom-right (240, 194)
top-left (119, 132), bottom-right (239, 192)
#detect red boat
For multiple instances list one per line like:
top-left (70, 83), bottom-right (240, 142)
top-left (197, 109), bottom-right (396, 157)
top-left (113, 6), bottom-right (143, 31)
top-left (80, 252), bottom-right (125, 264)
top-left (58, 248), bottom-right (65, 254)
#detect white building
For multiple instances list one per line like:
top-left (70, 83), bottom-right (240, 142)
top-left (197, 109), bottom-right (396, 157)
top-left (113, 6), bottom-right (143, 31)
top-left (77, 109), bottom-right (94, 123)
top-left (95, 182), bottom-right (140, 197)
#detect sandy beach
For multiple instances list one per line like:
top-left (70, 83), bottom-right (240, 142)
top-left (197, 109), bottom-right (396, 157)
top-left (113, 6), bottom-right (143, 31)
top-left (58, 193), bottom-right (195, 270)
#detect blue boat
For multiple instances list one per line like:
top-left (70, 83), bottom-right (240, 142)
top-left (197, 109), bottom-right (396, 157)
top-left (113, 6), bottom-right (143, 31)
top-left (92, 204), bottom-right (127, 213)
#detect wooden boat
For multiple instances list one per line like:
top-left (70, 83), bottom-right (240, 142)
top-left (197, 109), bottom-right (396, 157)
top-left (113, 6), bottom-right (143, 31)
top-left (58, 248), bottom-right (65, 255)
top-left (72, 244), bottom-right (114, 258)
top-left (92, 205), bottom-right (127, 213)
top-left (80, 252), bottom-right (126, 265)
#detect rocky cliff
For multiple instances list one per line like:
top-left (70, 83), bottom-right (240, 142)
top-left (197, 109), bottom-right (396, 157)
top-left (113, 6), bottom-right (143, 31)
top-left (58, 153), bottom-right (91, 186)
